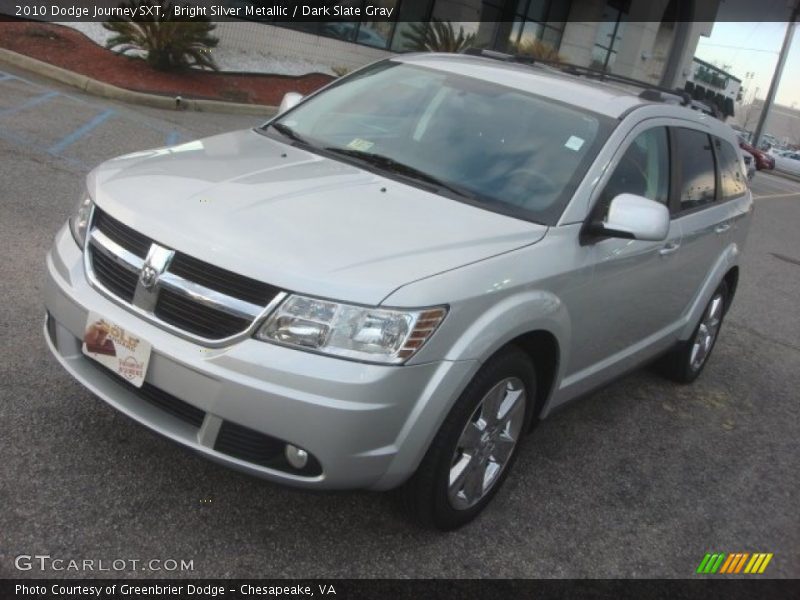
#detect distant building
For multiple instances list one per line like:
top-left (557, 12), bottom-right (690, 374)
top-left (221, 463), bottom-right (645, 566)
top-left (682, 57), bottom-right (741, 117)
top-left (215, 0), bottom-right (720, 89)
top-left (736, 99), bottom-right (800, 148)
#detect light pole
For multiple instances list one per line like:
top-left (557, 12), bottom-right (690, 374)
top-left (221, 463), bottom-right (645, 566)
top-left (743, 87), bottom-right (760, 131)
top-left (752, 1), bottom-right (799, 148)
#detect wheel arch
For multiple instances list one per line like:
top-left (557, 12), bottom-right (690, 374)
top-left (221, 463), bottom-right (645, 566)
top-left (722, 266), bottom-right (739, 313)
top-left (507, 330), bottom-right (560, 428)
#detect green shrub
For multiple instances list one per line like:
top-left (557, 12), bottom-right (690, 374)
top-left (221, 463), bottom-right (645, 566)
top-left (103, 0), bottom-right (218, 71)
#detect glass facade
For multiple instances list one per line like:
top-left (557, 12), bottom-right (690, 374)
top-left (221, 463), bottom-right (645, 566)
top-left (590, 0), bottom-right (630, 71)
top-left (505, 0), bottom-right (570, 54)
top-left (247, 0), bottom-right (572, 54)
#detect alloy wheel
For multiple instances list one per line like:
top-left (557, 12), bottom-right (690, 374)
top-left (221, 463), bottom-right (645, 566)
top-left (690, 292), bottom-right (725, 371)
top-left (447, 377), bottom-right (526, 510)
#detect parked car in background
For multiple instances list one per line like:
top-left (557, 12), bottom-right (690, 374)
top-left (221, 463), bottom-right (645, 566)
top-left (742, 154), bottom-right (756, 180)
top-left (739, 138), bottom-right (775, 170)
top-left (772, 150), bottom-right (800, 176)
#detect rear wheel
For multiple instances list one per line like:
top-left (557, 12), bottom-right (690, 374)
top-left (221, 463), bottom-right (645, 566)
top-left (659, 281), bottom-right (729, 383)
top-left (401, 347), bottom-right (535, 530)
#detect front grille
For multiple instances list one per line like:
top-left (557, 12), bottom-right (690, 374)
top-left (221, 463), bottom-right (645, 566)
top-left (87, 208), bottom-right (281, 341)
top-left (169, 253), bottom-right (279, 307)
top-left (89, 246), bottom-right (138, 302)
top-left (87, 357), bottom-right (206, 428)
top-left (155, 287), bottom-right (251, 339)
top-left (94, 209), bottom-right (151, 258)
top-left (214, 421), bottom-right (322, 476)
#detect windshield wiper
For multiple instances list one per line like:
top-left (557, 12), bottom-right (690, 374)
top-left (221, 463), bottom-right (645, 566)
top-left (323, 147), bottom-right (473, 200)
top-left (269, 122), bottom-right (311, 146)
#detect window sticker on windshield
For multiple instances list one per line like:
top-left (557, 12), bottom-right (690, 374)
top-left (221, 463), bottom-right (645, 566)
top-left (565, 136), bottom-right (585, 152)
top-left (347, 138), bottom-right (374, 152)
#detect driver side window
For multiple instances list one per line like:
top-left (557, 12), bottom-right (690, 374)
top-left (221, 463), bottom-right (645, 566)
top-left (596, 127), bottom-right (670, 218)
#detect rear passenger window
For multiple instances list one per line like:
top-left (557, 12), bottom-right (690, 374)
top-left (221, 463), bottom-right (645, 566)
top-left (596, 127), bottom-right (669, 217)
top-left (715, 138), bottom-right (747, 200)
top-left (675, 128), bottom-right (716, 211)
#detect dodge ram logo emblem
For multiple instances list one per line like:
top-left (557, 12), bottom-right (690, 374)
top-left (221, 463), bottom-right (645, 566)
top-left (131, 243), bottom-right (174, 311)
top-left (139, 264), bottom-right (159, 289)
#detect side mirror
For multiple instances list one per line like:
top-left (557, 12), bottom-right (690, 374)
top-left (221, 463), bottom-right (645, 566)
top-left (594, 193), bottom-right (670, 242)
top-left (278, 92), bottom-right (303, 114)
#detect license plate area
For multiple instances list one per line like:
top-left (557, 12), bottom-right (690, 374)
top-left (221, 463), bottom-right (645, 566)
top-left (82, 311), bottom-right (152, 388)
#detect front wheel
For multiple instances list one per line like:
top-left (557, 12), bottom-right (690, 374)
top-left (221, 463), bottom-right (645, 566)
top-left (401, 347), bottom-right (535, 530)
top-left (658, 280), bottom-right (729, 383)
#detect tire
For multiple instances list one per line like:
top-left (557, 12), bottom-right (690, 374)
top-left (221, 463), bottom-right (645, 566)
top-left (658, 280), bottom-right (729, 384)
top-left (401, 346), bottom-right (536, 530)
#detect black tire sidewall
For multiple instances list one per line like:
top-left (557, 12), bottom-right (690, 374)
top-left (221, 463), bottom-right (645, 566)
top-left (427, 347), bottom-right (536, 530)
top-left (679, 280), bottom-right (730, 382)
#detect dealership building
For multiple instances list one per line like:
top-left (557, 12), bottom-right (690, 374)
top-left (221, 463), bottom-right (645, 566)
top-left (216, 0), bottom-right (721, 89)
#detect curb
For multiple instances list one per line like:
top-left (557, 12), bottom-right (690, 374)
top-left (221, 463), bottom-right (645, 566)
top-left (0, 48), bottom-right (278, 116)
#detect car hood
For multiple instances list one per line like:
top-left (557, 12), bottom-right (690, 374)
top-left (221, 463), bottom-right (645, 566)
top-left (89, 129), bottom-right (547, 305)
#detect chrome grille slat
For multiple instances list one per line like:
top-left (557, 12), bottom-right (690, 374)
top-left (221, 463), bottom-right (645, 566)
top-left (86, 207), bottom-right (282, 343)
top-left (89, 229), bottom-right (144, 272)
top-left (92, 209), bottom-right (151, 258)
top-left (89, 246), bottom-right (138, 302)
top-left (158, 272), bottom-right (262, 319)
top-left (155, 288), bottom-right (251, 339)
top-left (168, 252), bottom-right (279, 306)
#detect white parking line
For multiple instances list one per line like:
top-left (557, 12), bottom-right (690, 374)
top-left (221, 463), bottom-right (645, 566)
top-left (753, 191), bottom-right (800, 200)
top-left (757, 172), bottom-right (800, 192)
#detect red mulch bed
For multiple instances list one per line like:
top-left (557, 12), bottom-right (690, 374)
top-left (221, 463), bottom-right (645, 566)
top-left (0, 21), bottom-right (334, 105)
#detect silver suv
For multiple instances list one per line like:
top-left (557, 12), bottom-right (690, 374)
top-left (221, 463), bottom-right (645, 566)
top-left (44, 53), bottom-right (752, 529)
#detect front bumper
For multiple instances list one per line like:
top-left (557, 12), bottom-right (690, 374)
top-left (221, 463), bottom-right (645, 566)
top-left (44, 224), bottom-right (476, 490)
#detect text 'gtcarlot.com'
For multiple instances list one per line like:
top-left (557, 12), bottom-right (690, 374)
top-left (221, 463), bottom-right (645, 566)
top-left (14, 554), bottom-right (194, 572)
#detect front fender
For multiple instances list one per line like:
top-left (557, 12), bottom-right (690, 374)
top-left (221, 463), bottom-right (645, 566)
top-left (441, 289), bottom-right (569, 366)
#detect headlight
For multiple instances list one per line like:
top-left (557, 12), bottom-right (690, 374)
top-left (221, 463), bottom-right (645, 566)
top-left (256, 294), bottom-right (447, 364)
top-left (69, 191), bottom-right (94, 247)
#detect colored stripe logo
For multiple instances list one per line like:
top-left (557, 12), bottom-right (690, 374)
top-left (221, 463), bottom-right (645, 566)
top-left (697, 552), bottom-right (773, 574)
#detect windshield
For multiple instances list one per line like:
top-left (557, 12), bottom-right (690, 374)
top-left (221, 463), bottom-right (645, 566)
top-left (265, 61), bottom-right (613, 225)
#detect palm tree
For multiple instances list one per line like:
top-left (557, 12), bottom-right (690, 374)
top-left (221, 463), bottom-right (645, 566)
top-left (103, 0), bottom-right (218, 71)
top-left (401, 20), bottom-right (476, 53)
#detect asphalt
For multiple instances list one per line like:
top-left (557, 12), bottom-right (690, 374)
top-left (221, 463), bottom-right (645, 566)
top-left (1, 64), bottom-right (798, 579)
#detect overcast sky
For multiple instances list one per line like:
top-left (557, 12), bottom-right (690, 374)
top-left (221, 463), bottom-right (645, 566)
top-left (694, 0), bottom-right (799, 107)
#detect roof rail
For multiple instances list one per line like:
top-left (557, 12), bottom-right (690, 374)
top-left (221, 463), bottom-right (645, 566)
top-left (462, 48), bottom-right (516, 61)
top-left (460, 47), bottom-right (693, 107)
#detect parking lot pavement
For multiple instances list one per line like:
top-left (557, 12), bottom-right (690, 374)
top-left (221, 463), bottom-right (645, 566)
top-left (1, 65), bottom-right (798, 579)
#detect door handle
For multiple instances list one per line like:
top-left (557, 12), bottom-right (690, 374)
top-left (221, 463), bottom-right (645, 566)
top-left (714, 223), bottom-right (731, 234)
top-left (659, 242), bottom-right (680, 256)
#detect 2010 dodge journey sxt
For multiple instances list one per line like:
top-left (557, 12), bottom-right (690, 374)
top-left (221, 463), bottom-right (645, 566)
top-left (44, 52), bottom-right (752, 529)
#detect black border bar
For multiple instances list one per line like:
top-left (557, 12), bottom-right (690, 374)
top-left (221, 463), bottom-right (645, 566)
top-left (4, 579), bottom-right (800, 600)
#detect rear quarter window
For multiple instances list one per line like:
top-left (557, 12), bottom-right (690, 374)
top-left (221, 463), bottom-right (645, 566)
top-left (714, 137), bottom-right (748, 200)
top-left (674, 128), bottom-right (716, 212)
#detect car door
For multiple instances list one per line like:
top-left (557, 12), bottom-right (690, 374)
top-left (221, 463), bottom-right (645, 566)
top-left (566, 123), bottom-right (686, 378)
top-left (666, 128), bottom-right (739, 316)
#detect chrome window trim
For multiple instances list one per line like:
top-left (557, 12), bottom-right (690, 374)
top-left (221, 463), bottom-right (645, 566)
top-left (83, 205), bottom-right (286, 347)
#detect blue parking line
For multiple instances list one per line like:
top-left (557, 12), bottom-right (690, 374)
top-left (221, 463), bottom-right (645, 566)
top-left (0, 126), bottom-right (89, 170)
top-left (0, 90), bottom-right (60, 118)
top-left (48, 108), bottom-right (115, 155)
top-left (165, 130), bottom-right (180, 146)
top-left (0, 73), bottom-right (15, 81)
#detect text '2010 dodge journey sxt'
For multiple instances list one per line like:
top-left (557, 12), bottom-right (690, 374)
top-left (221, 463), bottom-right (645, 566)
top-left (44, 52), bottom-right (752, 529)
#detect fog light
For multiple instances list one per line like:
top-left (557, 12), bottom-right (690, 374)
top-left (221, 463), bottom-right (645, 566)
top-left (285, 444), bottom-right (308, 469)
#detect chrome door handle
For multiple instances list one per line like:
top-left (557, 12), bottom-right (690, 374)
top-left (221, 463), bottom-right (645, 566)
top-left (714, 223), bottom-right (731, 234)
top-left (659, 242), bottom-right (680, 256)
